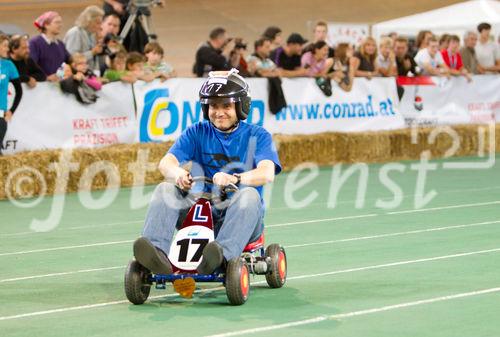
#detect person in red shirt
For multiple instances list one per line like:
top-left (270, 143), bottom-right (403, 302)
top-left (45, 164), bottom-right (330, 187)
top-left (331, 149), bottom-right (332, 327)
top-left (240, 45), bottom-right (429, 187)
top-left (441, 35), bottom-right (472, 81)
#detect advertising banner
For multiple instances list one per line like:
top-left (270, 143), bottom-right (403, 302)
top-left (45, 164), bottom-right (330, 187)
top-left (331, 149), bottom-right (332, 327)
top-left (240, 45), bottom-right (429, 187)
top-left (265, 77), bottom-right (405, 134)
top-left (134, 77), bottom-right (406, 141)
top-left (398, 75), bottom-right (500, 126)
top-left (3, 82), bottom-right (137, 154)
top-left (3, 76), bottom-right (497, 154)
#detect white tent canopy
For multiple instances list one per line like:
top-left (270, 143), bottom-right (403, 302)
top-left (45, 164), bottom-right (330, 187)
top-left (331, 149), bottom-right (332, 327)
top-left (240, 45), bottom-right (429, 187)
top-left (372, 0), bottom-right (500, 41)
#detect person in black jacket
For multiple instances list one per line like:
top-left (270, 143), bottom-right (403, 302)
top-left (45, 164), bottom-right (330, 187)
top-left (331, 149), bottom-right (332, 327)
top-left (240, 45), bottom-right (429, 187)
top-left (394, 37), bottom-right (420, 100)
top-left (394, 37), bottom-right (419, 76)
top-left (193, 27), bottom-right (233, 77)
top-left (9, 35), bottom-right (46, 88)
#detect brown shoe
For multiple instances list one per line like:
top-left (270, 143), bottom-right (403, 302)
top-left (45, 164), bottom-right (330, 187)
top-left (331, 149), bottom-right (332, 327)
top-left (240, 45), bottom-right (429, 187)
top-left (133, 237), bottom-right (173, 275)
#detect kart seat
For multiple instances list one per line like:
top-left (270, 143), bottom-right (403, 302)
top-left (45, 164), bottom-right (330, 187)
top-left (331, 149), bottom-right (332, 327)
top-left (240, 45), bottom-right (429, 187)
top-left (243, 233), bottom-right (264, 253)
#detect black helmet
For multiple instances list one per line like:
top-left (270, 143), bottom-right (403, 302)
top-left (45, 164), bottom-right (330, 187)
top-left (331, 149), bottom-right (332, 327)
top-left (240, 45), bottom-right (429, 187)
top-left (199, 69), bottom-right (251, 120)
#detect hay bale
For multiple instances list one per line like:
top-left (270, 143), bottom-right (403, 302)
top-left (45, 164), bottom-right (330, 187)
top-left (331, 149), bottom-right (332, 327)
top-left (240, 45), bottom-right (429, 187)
top-left (0, 142), bottom-right (173, 200)
top-left (336, 130), bottom-right (393, 163)
top-left (0, 149), bottom-right (60, 199)
top-left (275, 133), bottom-right (338, 169)
top-left (1, 124), bottom-right (499, 201)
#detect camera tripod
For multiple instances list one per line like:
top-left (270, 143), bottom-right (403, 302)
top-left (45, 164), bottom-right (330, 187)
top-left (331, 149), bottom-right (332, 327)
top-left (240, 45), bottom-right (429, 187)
top-left (119, 0), bottom-right (158, 43)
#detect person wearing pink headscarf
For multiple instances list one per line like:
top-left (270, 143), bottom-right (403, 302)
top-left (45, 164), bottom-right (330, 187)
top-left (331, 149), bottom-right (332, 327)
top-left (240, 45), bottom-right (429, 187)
top-left (29, 11), bottom-right (70, 81)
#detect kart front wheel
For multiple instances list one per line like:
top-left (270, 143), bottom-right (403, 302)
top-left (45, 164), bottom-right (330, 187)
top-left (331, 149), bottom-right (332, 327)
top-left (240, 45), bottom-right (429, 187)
top-left (124, 260), bottom-right (151, 305)
top-left (225, 257), bottom-right (250, 305)
top-left (265, 244), bottom-right (287, 288)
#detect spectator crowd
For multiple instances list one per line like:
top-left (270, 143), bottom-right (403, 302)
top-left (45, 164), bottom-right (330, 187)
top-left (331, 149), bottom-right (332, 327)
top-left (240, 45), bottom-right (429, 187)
top-left (194, 21), bottom-right (499, 97)
top-left (0, 1), bottom-right (499, 154)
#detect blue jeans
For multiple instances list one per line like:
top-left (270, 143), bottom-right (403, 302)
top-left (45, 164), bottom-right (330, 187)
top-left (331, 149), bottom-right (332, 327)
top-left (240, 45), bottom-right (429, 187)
top-left (142, 182), bottom-right (264, 261)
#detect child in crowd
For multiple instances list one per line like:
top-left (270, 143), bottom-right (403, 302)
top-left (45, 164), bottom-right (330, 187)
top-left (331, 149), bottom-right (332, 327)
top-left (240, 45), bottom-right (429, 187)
top-left (60, 53), bottom-right (103, 104)
top-left (103, 51), bottom-right (137, 83)
top-left (144, 42), bottom-right (176, 79)
top-left (377, 37), bottom-right (397, 77)
top-left (126, 52), bottom-right (160, 82)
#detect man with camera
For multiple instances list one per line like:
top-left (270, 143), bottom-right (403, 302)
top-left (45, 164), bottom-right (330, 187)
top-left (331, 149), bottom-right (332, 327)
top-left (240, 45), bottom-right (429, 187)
top-left (229, 38), bottom-right (251, 77)
top-left (102, 14), bottom-right (121, 36)
top-left (64, 6), bottom-right (106, 75)
top-left (193, 27), bottom-right (235, 77)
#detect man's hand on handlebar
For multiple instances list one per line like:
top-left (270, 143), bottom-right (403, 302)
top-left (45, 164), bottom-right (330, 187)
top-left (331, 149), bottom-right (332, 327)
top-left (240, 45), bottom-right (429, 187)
top-left (175, 169), bottom-right (193, 190)
top-left (212, 172), bottom-right (238, 187)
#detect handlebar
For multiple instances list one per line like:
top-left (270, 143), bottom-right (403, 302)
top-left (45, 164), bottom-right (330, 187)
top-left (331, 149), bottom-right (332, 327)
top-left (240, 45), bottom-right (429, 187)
top-left (182, 176), bottom-right (239, 203)
top-left (190, 176), bottom-right (238, 193)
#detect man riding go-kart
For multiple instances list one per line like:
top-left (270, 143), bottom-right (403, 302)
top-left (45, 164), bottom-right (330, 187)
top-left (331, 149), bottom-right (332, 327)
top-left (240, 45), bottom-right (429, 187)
top-left (127, 69), bottom-right (284, 305)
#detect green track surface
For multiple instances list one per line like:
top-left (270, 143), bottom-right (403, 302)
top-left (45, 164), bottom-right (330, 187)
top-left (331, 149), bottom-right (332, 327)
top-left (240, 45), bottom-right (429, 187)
top-left (1, 155), bottom-right (499, 337)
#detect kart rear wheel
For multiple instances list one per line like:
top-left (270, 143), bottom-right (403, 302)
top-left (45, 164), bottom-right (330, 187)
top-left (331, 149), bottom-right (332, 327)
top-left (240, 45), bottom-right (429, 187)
top-left (225, 258), bottom-right (250, 305)
top-left (265, 244), bottom-right (287, 288)
top-left (124, 260), bottom-right (151, 305)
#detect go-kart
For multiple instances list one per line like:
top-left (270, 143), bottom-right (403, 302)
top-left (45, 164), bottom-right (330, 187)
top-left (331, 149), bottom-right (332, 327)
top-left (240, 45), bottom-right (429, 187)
top-left (124, 176), bottom-right (287, 305)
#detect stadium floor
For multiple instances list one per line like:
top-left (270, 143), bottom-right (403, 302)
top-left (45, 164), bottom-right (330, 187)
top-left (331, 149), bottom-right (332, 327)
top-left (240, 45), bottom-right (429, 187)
top-left (1, 154), bottom-right (500, 337)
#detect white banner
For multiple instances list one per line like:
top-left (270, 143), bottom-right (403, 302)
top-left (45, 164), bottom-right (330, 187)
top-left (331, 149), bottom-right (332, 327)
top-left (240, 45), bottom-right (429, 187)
top-left (398, 75), bottom-right (500, 126)
top-left (3, 76), bottom-right (498, 154)
top-left (3, 82), bottom-right (137, 154)
top-left (327, 22), bottom-right (369, 47)
top-left (134, 77), bottom-right (405, 141)
top-left (266, 77), bottom-right (405, 134)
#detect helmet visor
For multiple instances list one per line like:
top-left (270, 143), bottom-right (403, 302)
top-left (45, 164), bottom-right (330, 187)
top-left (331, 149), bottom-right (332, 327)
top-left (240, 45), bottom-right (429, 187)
top-left (199, 97), bottom-right (242, 105)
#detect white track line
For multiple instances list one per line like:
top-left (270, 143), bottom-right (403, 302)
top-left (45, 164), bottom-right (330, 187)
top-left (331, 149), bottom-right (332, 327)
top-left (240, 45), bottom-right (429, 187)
top-left (65, 220), bottom-right (143, 230)
top-left (267, 185), bottom-right (500, 212)
top-left (2, 186), bottom-right (500, 237)
top-left (0, 286), bottom-right (225, 322)
top-left (0, 220), bottom-right (143, 237)
top-left (1, 199), bottom-right (499, 257)
top-left (387, 200), bottom-right (500, 215)
top-left (205, 287), bottom-right (500, 337)
top-left (267, 213), bottom-right (377, 228)
top-left (3, 219), bottom-right (499, 283)
top-left (0, 240), bottom-right (133, 257)
top-left (0, 214), bottom-right (377, 257)
top-left (0, 266), bottom-right (124, 283)
top-left (3, 220), bottom-right (499, 283)
top-left (286, 220), bottom-right (500, 248)
top-left (1, 246), bottom-right (499, 321)
top-left (285, 247), bottom-right (500, 281)
top-left (1, 198), bottom-right (499, 240)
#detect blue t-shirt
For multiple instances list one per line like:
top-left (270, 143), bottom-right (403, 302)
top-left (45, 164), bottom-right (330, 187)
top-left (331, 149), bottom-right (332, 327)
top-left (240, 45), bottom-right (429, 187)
top-left (168, 121), bottom-right (281, 203)
top-left (0, 58), bottom-right (19, 112)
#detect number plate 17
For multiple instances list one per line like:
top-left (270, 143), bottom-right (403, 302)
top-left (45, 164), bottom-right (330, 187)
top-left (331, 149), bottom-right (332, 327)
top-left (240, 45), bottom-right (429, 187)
top-left (168, 225), bottom-right (215, 271)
